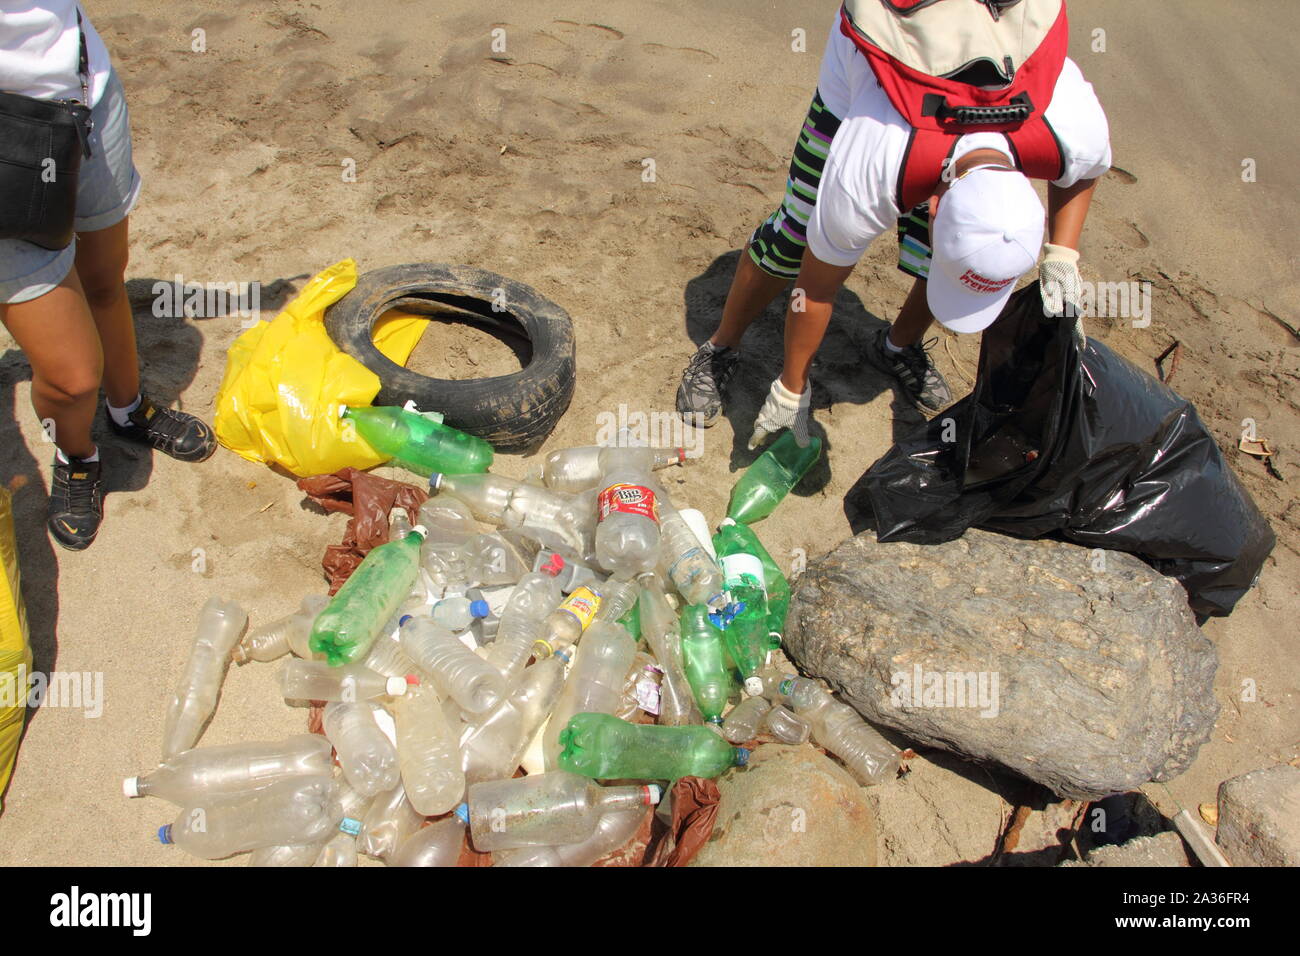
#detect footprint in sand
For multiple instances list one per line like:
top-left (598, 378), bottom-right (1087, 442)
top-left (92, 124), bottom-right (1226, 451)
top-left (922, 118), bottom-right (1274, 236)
top-left (1107, 219), bottom-right (1151, 249)
top-left (1106, 165), bottom-right (1138, 185)
top-left (641, 42), bottom-right (718, 63)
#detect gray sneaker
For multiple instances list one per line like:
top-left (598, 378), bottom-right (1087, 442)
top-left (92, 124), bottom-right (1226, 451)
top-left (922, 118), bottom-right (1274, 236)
top-left (866, 327), bottom-right (953, 414)
top-left (676, 341), bottom-right (740, 427)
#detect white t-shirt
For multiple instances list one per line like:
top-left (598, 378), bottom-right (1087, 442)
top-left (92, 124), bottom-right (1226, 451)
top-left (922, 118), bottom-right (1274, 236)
top-left (808, 18), bottom-right (1112, 268)
top-left (0, 2), bottom-right (112, 106)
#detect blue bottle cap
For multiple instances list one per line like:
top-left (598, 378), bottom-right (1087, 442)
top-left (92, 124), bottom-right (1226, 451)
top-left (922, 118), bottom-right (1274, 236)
top-left (469, 599), bottom-right (490, 619)
top-left (428, 473), bottom-right (443, 491)
top-left (734, 747), bottom-right (751, 767)
top-left (453, 802), bottom-right (470, 824)
top-left (157, 824), bottom-right (173, 845)
top-left (398, 615), bottom-right (413, 627)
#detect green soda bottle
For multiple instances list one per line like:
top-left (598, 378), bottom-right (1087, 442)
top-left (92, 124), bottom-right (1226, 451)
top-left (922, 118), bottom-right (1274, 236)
top-left (340, 404), bottom-right (493, 477)
top-left (309, 525), bottom-right (426, 666)
top-left (680, 604), bottom-right (733, 723)
top-left (558, 713), bottom-right (748, 780)
top-left (714, 597), bottom-right (768, 697)
top-left (617, 600), bottom-right (641, 641)
top-left (714, 518), bottom-right (791, 650)
top-left (726, 430), bottom-right (822, 524)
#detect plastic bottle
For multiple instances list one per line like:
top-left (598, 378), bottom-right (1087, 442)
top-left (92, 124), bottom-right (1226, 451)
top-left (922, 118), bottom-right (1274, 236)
top-left (309, 525), bottom-right (426, 666)
top-left (467, 587), bottom-right (504, 643)
top-left (430, 473), bottom-right (594, 558)
top-left (430, 593), bottom-right (491, 633)
top-left (363, 629), bottom-right (420, 680)
top-left (466, 532), bottom-right (531, 587)
top-left (357, 782), bottom-right (424, 861)
top-left (558, 713), bottom-right (748, 780)
top-left (714, 596), bottom-right (769, 697)
top-left (785, 680), bottom-right (899, 786)
top-left (542, 620), bottom-right (637, 767)
top-left (483, 569), bottom-right (562, 681)
top-left (721, 695), bottom-right (771, 744)
top-left (656, 493), bottom-right (726, 607)
top-left (417, 494), bottom-right (479, 543)
top-left (679, 604), bottom-right (733, 724)
top-left (594, 468), bottom-right (662, 579)
top-left (533, 550), bottom-right (600, 594)
top-left (399, 615), bottom-right (506, 715)
top-left (492, 807), bottom-right (646, 867)
top-left (459, 654), bottom-right (569, 784)
top-left (157, 776), bottom-right (338, 860)
top-left (340, 404), bottom-right (493, 476)
top-left (726, 430), bottom-right (823, 525)
top-left (322, 701), bottom-right (401, 797)
top-left (232, 594), bottom-right (329, 664)
top-left (637, 573), bottom-right (699, 727)
top-left (462, 771), bottom-right (660, 851)
top-left (763, 704), bottom-right (812, 744)
top-left (390, 683), bottom-right (465, 815)
top-left (533, 444), bottom-right (685, 494)
top-left (247, 843), bottom-right (321, 867)
top-left (280, 659), bottom-right (410, 702)
top-left (311, 777), bottom-right (373, 867)
top-left (531, 584), bottom-right (602, 660)
top-left (713, 517), bottom-right (791, 648)
top-left (391, 816), bottom-right (467, 867)
top-left (593, 578), bottom-right (640, 625)
top-left (618, 660), bottom-right (661, 722)
top-left (124, 734), bottom-right (333, 803)
top-left (161, 596), bottom-right (249, 758)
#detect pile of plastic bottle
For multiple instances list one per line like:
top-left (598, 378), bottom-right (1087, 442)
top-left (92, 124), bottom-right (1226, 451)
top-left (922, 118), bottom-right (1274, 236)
top-left (127, 405), bottom-right (901, 866)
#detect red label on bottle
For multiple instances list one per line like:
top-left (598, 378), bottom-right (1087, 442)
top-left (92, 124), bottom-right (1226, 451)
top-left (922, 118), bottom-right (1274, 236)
top-left (597, 483), bottom-right (658, 523)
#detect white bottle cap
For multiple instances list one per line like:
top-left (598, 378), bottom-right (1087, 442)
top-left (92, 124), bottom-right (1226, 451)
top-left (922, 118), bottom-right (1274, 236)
top-left (122, 776), bottom-right (139, 798)
top-left (744, 677), bottom-right (764, 697)
top-left (644, 784), bottom-right (664, 805)
top-left (385, 676), bottom-right (410, 696)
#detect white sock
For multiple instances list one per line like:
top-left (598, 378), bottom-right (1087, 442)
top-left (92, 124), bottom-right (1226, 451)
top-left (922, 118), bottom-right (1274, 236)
top-left (108, 393), bottom-right (143, 427)
top-left (883, 332), bottom-right (905, 354)
top-left (55, 446), bottom-right (99, 465)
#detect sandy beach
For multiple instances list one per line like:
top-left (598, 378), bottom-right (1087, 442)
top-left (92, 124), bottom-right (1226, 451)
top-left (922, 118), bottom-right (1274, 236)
top-left (0, 0), bottom-right (1296, 865)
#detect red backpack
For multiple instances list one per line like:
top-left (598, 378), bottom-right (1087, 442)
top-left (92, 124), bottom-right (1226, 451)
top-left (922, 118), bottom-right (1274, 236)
top-left (840, 0), bottom-right (1069, 211)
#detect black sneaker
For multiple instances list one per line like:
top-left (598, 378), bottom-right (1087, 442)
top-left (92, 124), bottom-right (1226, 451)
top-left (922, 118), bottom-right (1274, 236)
top-left (865, 327), bottom-right (954, 414)
top-left (108, 393), bottom-right (216, 462)
top-left (48, 455), bottom-right (104, 551)
top-left (676, 341), bottom-right (740, 427)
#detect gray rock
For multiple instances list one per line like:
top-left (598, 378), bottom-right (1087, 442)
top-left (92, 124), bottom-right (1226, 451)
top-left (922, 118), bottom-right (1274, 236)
top-left (691, 744), bottom-right (876, 867)
top-left (784, 529), bottom-right (1219, 800)
top-left (1215, 764), bottom-right (1300, 866)
top-left (1060, 831), bottom-right (1191, 867)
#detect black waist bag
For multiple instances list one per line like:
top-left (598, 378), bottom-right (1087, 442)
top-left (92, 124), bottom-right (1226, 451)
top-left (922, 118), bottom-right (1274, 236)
top-left (0, 19), bottom-right (93, 251)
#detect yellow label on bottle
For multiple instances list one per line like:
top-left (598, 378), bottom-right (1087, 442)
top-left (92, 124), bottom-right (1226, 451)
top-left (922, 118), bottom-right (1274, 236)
top-left (559, 586), bottom-right (601, 631)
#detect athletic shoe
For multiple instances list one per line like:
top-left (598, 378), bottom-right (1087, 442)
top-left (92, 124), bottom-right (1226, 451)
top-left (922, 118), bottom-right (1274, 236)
top-left (865, 327), bottom-right (953, 414)
top-left (47, 455), bottom-right (104, 551)
top-left (108, 393), bottom-right (216, 462)
top-left (676, 342), bottom-right (740, 427)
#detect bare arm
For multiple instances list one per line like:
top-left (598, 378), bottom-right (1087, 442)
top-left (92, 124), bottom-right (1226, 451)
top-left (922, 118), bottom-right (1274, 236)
top-left (1046, 177), bottom-right (1099, 251)
top-left (779, 252), bottom-right (855, 394)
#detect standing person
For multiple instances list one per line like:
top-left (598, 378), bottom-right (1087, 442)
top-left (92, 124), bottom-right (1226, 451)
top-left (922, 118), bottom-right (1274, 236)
top-left (676, 0), bottom-right (1110, 448)
top-left (0, 1), bottom-right (215, 551)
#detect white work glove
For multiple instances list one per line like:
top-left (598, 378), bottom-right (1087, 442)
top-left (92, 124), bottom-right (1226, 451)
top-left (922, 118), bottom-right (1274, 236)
top-left (748, 377), bottom-right (810, 450)
top-left (1039, 242), bottom-right (1086, 350)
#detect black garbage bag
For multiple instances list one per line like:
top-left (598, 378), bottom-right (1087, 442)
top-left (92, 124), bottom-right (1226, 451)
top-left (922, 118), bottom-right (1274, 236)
top-left (853, 281), bottom-right (1275, 618)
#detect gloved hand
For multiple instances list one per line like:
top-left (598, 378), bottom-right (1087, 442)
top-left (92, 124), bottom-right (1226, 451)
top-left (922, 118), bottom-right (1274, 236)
top-left (748, 376), bottom-right (810, 450)
top-left (1039, 242), bottom-right (1086, 349)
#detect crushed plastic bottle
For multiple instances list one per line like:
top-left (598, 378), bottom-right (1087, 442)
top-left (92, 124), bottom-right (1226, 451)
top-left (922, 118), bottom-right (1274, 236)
top-left (322, 700), bottom-right (401, 797)
top-left (558, 713), bottom-right (748, 780)
top-left (125, 734), bottom-right (333, 803)
top-left (430, 473), bottom-right (594, 558)
top-left (721, 695), bottom-right (771, 744)
top-left (483, 569), bottom-right (562, 681)
top-left (542, 620), bottom-right (637, 768)
top-left (727, 430), bottom-right (822, 525)
top-left (637, 573), bottom-right (699, 727)
top-left (763, 704), bottom-right (812, 745)
top-left (491, 807), bottom-right (646, 867)
top-left (390, 682), bottom-right (465, 815)
top-left (459, 653), bottom-right (569, 784)
top-left (399, 615), bottom-right (505, 715)
top-left (232, 594), bottom-right (328, 665)
top-left (531, 443), bottom-right (684, 494)
top-left (391, 815), bottom-right (466, 867)
top-left (157, 775), bottom-right (338, 860)
top-left (357, 781), bottom-right (424, 861)
top-left (768, 674), bottom-right (900, 786)
top-left (161, 596), bottom-right (249, 759)
top-left (340, 404), bottom-right (493, 476)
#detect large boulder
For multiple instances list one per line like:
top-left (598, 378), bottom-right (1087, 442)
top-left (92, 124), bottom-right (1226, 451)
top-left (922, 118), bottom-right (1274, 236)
top-left (691, 744), bottom-right (876, 867)
top-left (784, 529), bottom-right (1219, 800)
top-left (1215, 765), bottom-right (1300, 866)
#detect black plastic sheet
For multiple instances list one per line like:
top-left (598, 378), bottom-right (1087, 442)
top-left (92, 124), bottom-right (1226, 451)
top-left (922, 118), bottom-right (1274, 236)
top-left (854, 281), bottom-right (1275, 618)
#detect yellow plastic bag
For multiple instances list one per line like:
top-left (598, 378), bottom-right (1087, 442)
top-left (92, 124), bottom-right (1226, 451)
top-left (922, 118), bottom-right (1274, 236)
top-left (214, 259), bottom-right (427, 476)
top-left (0, 486), bottom-right (31, 810)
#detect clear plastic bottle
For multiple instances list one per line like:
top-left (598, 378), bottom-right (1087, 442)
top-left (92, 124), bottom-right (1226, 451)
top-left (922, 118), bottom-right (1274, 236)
top-left (311, 777), bottom-right (374, 867)
top-left (430, 473), bottom-right (594, 558)
top-left (594, 468), bottom-right (662, 579)
top-left (431, 594), bottom-right (491, 633)
top-left (785, 681), bottom-right (899, 786)
top-left (534, 550), bottom-right (601, 594)
top-left (399, 615), bottom-right (505, 715)
top-left (531, 584), bottom-right (603, 660)
top-left (247, 843), bottom-right (321, 867)
top-left (593, 578), bottom-right (640, 624)
top-left (533, 444), bottom-right (685, 494)
top-left (390, 683), bottom-right (465, 815)
top-left (417, 494), bottom-right (479, 544)
top-left (466, 532), bottom-right (530, 587)
top-left (390, 816), bottom-right (466, 867)
top-left (357, 781), bottom-right (425, 861)
top-left (157, 775), bottom-right (338, 860)
top-left (462, 771), bottom-right (659, 851)
top-left (721, 695), bottom-right (771, 744)
top-left (161, 596), bottom-right (249, 759)
top-left (322, 700), bottom-right (401, 797)
top-left (124, 734), bottom-right (333, 803)
top-left (483, 569), bottom-right (562, 681)
top-left (459, 654), bottom-right (569, 784)
top-left (637, 573), bottom-right (699, 727)
top-left (763, 704), bottom-right (812, 744)
top-left (232, 594), bottom-right (329, 665)
top-left (558, 713), bottom-right (747, 780)
top-left (492, 807), bottom-right (646, 867)
top-left (655, 493), bottom-right (726, 607)
top-left (280, 659), bottom-right (410, 702)
top-left (542, 620), bottom-right (637, 767)
top-left (680, 604), bottom-right (733, 724)
top-left (363, 629), bottom-right (420, 680)
top-left (309, 525), bottom-right (426, 666)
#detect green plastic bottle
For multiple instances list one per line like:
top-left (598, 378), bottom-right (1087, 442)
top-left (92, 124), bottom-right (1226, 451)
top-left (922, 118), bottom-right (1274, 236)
top-left (714, 596), bottom-right (768, 697)
top-left (558, 713), bottom-right (748, 780)
top-left (616, 600), bottom-right (641, 641)
top-left (679, 604), bottom-right (733, 723)
top-left (713, 518), bottom-right (791, 650)
top-left (726, 431), bottom-right (822, 525)
top-left (309, 526), bottom-right (425, 666)
top-left (341, 405), bottom-right (493, 477)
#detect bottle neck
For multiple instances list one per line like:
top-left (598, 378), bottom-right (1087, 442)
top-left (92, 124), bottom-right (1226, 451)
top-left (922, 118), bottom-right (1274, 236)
top-left (595, 785), bottom-right (656, 813)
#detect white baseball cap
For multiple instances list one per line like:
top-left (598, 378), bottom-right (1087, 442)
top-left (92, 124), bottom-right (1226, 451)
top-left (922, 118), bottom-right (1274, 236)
top-left (927, 166), bottom-right (1044, 333)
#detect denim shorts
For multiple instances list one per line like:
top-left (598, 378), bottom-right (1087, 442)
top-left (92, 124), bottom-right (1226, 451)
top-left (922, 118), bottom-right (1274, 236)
top-left (0, 68), bottom-right (142, 305)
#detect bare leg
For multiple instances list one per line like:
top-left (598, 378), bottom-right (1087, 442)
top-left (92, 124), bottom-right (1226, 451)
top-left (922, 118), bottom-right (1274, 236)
top-left (0, 270), bottom-right (103, 459)
top-left (710, 252), bottom-right (790, 350)
top-left (74, 217), bottom-right (138, 407)
top-left (889, 277), bottom-right (937, 348)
